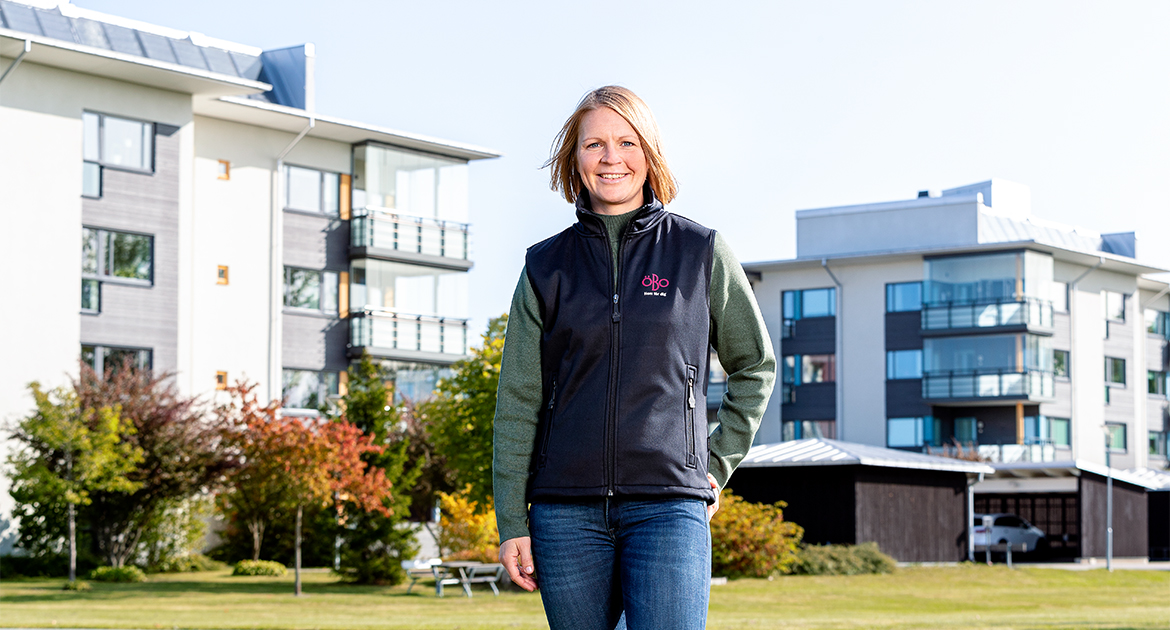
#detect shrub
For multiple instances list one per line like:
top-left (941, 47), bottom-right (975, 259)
top-left (88, 565), bottom-right (148, 582)
top-left (62, 580), bottom-right (91, 591)
top-left (1, 553), bottom-right (99, 578)
top-left (436, 486), bottom-right (498, 562)
top-left (150, 553), bottom-right (225, 573)
top-left (710, 493), bottom-right (804, 578)
top-left (232, 559), bottom-right (287, 577)
top-left (791, 542), bottom-right (897, 575)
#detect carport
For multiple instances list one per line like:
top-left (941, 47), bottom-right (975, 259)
top-left (727, 439), bottom-right (994, 562)
top-left (1123, 467), bottom-right (1170, 560)
top-left (974, 461), bottom-right (1158, 561)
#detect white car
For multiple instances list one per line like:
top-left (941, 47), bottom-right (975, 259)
top-left (973, 513), bottom-right (1047, 552)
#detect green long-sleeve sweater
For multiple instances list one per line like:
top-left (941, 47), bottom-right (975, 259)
top-left (492, 211), bottom-right (776, 543)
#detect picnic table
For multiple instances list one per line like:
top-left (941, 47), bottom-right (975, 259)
top-left (404, 559), bottom-right (506, 598)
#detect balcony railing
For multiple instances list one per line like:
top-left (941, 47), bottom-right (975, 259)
top-left (351, 208), bottom-right (470, 261)
top-left (922, 298), bottom-right (1052, 331)
top-left (350, 308), bottom-right (469, 357)
top-left (928, 440), bottom-right (1062, 463)
top-left (923, 369), bottom-right (1054, 400)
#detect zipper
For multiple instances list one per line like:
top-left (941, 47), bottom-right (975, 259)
top-left (604, 222), bottom-right (629, 497)
top-left (686, 367), bottom-right (698, 468)
top-left (539, 377), bottom-right (557, 467)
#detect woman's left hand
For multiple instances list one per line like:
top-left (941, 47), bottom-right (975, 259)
top-left (706, 473), bottom-right (721, 520)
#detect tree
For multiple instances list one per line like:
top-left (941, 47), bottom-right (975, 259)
top-left (219, 382), bottom-right (395, 596)
top-left (7, 383), bottom-right (143, 582)
top-left (332, 355), bottom-right (420, 584)
top-left (417, 315), bottom-right (506, 506)
top-left (74, 362), bottom-right (228, 568)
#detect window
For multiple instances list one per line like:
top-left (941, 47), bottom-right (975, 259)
top-left (1104, 291), bottom-right (1125, 321)
top-left (886, 282), bottom-right (922, 312)
top-left (784, 354), bottom-right (836, 386)
top-left (284, 267), bottom-right (339, 314)
top-left (1051, 282), bottom-right (1068, 311)
top-left (887, 416), bottom-right (940, 448)
top-left (1105, 423), bottom-right (1127, 452)
top-left (215, 371), bottom-right (228, 390)
top-left (217, 265), bottom-right (229, 285)
top-left (783, 288), bottom-right (836, 320)
top-left (82, 111), bottom-right (154, 198)
top-left (1053, 350), bottom-right (1070, 378)
top-left (954, 417), bottom-right (978, 444)
top-left (782, 420), bottom-right (835, 441)
top-left (217, 160), bottom-right (231, 180)
top-left (282, 369), bottom-right (339, 409)
top-left (1150, 431), bottom-right (1167, 457)
top-left (352, 143), bottom-right (469, 221)
top-left (1105, 357), bottom-right (1126, 386)
top-left (1050, 417), bottom-right (1071, 447)
top-left (81, 227), bottom-right (153, 312)
top-left (81, 344), bottom-right (152, 376)
top-left (802, 354), bottom-right (835, 383)
top-left (285, 165), bottom-right (340, 215)
top-left (1147, 308), bottom-right (1169, 337)
top-left (886, 349), bottom-right (923, 380)
top-left (1149, 371), bottom-right (1167, 396)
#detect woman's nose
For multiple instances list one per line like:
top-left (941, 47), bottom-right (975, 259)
top-left (601, 147), bottom-right (621, 164)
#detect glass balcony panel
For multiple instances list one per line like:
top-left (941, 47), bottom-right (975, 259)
top-left (419, 322), bottom-right (441, 353)
top-left (353, 144), bottom-right (469, 222)
top-left (351, 210), bottom-right (471, 261)
top-left (350, 259), bottom-right (468, 318)
top-left (350, 313), bottom-right (469, 357)
top-left (1001, 373), bottom-right (1025, 396)
top-left (977, 303), bottom-right (1000, 327)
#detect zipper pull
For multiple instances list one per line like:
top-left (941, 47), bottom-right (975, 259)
top-left (687, 378), bottom-right (696, 409)
top-left (612, 293), bottom-right (621, 322)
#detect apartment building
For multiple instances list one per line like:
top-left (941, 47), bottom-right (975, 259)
top-left (738, 179), bottom-right (1169, 473)
top-left (0, 1), bottom-right (497, 551)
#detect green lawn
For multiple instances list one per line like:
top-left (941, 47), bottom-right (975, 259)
top-left (0, 565), bottom-right (1166, 630)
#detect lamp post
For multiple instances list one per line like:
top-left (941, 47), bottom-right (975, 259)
top-left (1102, 425), bottom-right (1114, 572)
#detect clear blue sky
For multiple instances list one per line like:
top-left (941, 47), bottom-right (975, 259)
top-left (78, 0), bottom-right (1170, 335)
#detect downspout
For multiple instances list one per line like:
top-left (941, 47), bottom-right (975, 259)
top-left (822, 258), bottom-right (844, 440)
top-left (0, 39), bottom-right (31, 87)
top-left (1068, 257), bottom-right (1104, 460)
top-left (269, 116), bottom-right (315, 400)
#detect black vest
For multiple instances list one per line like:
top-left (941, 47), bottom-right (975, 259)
top-left (524, 190), bottom-right (716, 504)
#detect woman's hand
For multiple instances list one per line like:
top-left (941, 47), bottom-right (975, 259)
top-left (707, 473), bottom-right (721, 520)
top-left (499, 536), bottom-right (537, 591)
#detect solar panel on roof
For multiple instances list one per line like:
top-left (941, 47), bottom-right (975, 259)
top-left (34, 8), bottom-right (75, 42)
top-left (70, 18), bottom-right (110, 49)
top-left (170, 37), bottom-right (208, 70)
top-left (230, 51), bottom-right (263, 80)
top-left (201, 47), bottom-right (237, 77)
top-left (1, 1), bottom-right (43, 35)
top-left (136, 31), bottom-right (177, 64)
top-left (102, 22), bottom-right (142, 56)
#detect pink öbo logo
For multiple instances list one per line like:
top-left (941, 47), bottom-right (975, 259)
top-left (642, 274), bottom-right (670, 291)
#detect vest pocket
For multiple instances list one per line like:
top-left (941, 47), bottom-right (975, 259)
top-left (685, 365), bottom-right (698, 469)
top-left (539, 376), bottom-right (557, 468)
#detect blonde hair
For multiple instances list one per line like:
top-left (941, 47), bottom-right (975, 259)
top-left (545, 86), bottom-right (678, 205)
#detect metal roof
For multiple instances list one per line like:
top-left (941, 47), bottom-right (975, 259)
top-left (987, 460), bottom-right (1165, 490)
top-left (739, 438), bottom-right (995, 474)
top-left (1122, 467), bottom-right (1170, 491)
top-left (0, 1), bottom-right (262, 80)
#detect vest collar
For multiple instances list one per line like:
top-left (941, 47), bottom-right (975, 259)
top-left (573, 181), bottom-right (666, 236)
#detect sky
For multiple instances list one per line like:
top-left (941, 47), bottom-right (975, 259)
top-left (75, 0), bottom-right (1170, 336)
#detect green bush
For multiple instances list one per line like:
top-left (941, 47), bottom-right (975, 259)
top-left (88, 565), bottom-right (148, 582)
top-left (149, 554), bottom-right (225, 574)
top-left (710, 493), bottom-right (804, 578)
top-left (232, 560), bottom-right (287, 577)
top-left (62, 580), bottom-right (91, 591)
top-left (1, 553), bottom-right (100, 578)
top-left (791, 542), bottom-right (897, 575)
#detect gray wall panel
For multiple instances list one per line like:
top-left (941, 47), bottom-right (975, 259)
top-left (782, 382), bottom-right (835, 421)
top-left (1147, 336), bottom-right (1168, 371)
top-left (1052, 312), bottom-right (1070, 349)
top-left (81, 124), bottom-right (179, 376)
top-left (282, 312), bottom-right (348, 372)
top-left (1040, 380), bottom-right (1072, 418)
top-left (884, 311), bottom-right (923, 351)
top-left (886, 379), bottom-right (930, 418)
top-left (283, 211), bottom-right (349, 272)
top-left (780, 316), bottom-right (835, 355)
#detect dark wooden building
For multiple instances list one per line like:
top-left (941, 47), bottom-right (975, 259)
top-left (727, 439), bottom-right (993, 562)
top-left (974, 462), bottom-right (1160, 560)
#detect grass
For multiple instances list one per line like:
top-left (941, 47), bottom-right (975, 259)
top-left (0, 564), bottom-right (1166, 630)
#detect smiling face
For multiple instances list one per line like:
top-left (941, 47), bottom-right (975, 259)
top-left (575, 107), bottom-right (648, 216)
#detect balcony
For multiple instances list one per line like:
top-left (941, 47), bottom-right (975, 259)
top-left (349, 308), bottom-right (469, 363)
top-left (928, 440), bottom-right (1063, 463)
top-left (922, 298), bottom-right (1052, 334)
top-left (351, 208), bottom-right (472, 271)
top-left (923, 369), bottom-right (1055, 401)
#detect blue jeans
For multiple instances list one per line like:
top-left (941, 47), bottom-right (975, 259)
top-left (530, 498), bottom-right (711, 630)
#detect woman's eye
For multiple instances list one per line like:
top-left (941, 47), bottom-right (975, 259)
top-left (585, 142), bottom-right (601, 149)
top-left (621, 141), bottom-right (637, 147)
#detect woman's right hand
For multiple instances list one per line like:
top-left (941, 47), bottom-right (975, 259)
top-left (499, 536), bottom-right (537, 591)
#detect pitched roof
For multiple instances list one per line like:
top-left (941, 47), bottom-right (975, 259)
top-left (740, 438), bottom-right (994, 474)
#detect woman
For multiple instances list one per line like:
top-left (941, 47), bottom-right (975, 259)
top-left (493, 86), bottom-right (775, 629)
